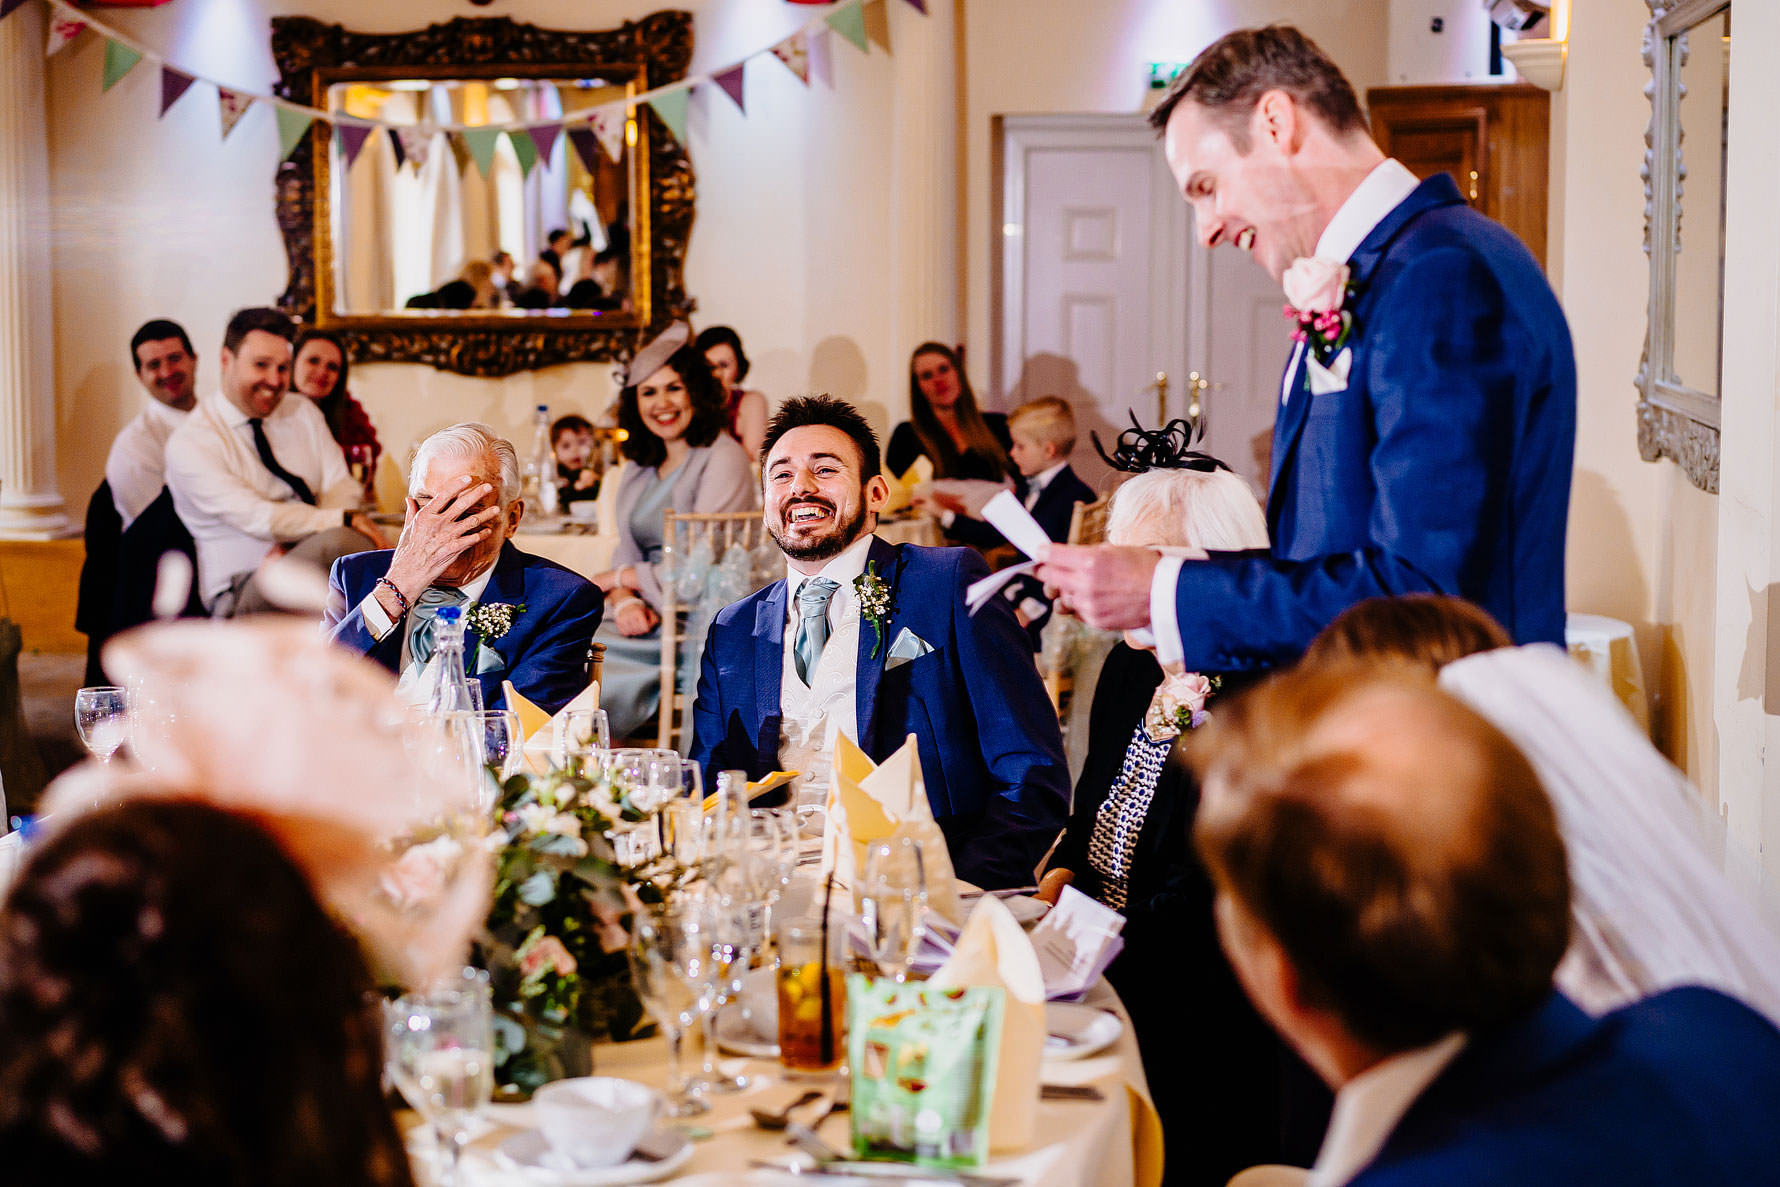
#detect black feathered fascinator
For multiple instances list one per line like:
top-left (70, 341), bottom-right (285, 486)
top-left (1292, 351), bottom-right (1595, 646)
top-left (1091, 412), bottom-right (1231, 474)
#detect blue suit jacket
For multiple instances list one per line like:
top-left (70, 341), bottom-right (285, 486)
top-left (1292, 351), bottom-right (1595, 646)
top-left (689, 536), bottom-right (1069, 889)
top-left (1176, 175), bottom-right (1576, 671)
top-left (1352, 988), bottom-right (1780, 1185)
top-left (324, 542), bottom-right (604, 714)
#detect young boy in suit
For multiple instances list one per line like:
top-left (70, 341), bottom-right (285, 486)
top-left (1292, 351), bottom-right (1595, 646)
top-left (1000, 396), bottom-right (1095, 638)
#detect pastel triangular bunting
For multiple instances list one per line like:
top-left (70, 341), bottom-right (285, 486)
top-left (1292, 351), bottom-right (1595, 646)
top-left (826, 2), bottom-right (869, 54)
top-left (526, 123), bottom-right (562, 168)
top-left (218, 89), bottom-right (252, 139)
top-left (566, 126), bottom-right (603, 175)
top-left (462, 126), bottom-right (501, 177)
top-left (647, 87), bottom-right (689, 145)
top-left (587, 101), bottom-right (627, 164)
top-left (446, 131), bottom-right (472, 175)
top-left (102, 39), bottom-right (143, 91)
top-left (712, 63), bottom-right (746, 114)
top-left (386, 126), bottom-right (406, 169)
top-left (46, 13), bottom-right (86, 56)
top-left (770, 31), bottom-right (810, 85)
top-left (901, 0), bottom-right (927, 11)
top-left (509, 128), bottom-right (538, 177)
top-left (863, 0), bottom-right (892, 54)
top-left (395, 125), bottom-right (433, 172)
top-left (336, 123), bottom-right (374, 168)
top-left (159, 67), bottom-right (195, 117)
top-left (275, 107), bottom-right (314, 160)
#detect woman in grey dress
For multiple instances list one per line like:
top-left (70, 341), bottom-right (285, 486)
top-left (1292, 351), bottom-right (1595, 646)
top-left (593, 323), bottom-right (755, 738)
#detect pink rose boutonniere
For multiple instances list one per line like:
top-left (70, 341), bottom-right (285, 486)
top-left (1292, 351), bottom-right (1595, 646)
top-left (1282, 256), bottom-right (1355, 364)
top-left (1143, 670), bottom-right (1220, 743)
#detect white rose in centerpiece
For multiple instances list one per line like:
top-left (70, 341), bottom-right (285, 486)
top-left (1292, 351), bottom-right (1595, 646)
top-left (1283, 256), bottom-right (1350, 314)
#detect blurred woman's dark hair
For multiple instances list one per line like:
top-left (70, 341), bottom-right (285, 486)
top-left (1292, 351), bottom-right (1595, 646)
top-left (906, 342), bottom-right (1011, 480)
top-left (0, 799), bottom-right (414, 1187)
top-left (616, 344), bottom-right (728, 468)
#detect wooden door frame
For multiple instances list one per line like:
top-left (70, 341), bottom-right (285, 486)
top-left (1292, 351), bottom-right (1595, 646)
top-left (992, 114), bottom-right (1197, 423)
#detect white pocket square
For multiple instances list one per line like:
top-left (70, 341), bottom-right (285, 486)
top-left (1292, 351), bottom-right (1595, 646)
top-left (885, 627), bottom-right (934, 670)
top-left (1306, 346), bottom-right (1353, 395)
top-left (474, 645), bottom-right (507, 676)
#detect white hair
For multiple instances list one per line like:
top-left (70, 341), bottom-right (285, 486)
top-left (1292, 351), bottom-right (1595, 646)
top-left (408, 422), bottom-right (522, 506)
top-left (1105, 468), bottom-right (1269, 551)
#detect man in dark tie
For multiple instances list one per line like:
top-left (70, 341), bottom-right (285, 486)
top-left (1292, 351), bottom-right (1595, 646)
top-left (165, 307), bottom-right (386, 616)
top-left (323, 423), bottom-right (603, 714)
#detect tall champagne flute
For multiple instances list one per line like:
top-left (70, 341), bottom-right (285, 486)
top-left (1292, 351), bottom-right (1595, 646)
top-left (685, 887), bottom-right (754, 1094)
top-left (629, 902), bottom-right (720, 1116)
top-left (861, 837), bottom-right (929, 982)
top-left (385, 971), bottom-right (494, 1187)
top-left (74, 686), bottom-right (128, 765)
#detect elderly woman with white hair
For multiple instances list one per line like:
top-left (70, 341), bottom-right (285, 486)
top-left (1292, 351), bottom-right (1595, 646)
top-left (323, 421), bottom-right (604, 713)
top-left (1042, 431), bottom-right (1323, 1186)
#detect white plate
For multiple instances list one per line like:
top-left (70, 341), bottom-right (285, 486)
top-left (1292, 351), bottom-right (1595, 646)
top-left (1043, 1002), bottom-right (1123, 1061)
top-left (493, 1126), bottom-right (693, 1184)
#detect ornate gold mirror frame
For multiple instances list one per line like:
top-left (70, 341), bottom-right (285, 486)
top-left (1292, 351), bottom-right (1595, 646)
top-left (270, 12), bottom-right (696, 377)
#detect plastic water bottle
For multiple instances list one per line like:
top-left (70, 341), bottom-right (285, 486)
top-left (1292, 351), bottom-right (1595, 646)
top-left (526, 405), bottom-right (558, 516)
top-left (424, 606), bottom-right (480, 716)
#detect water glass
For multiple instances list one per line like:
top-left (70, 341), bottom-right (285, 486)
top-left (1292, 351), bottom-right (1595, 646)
top-left (861, 837), bottom-right (929, 982)
top-left (557, 708), bottom-right (611, 774)
top-left (385, 970), bottom-right (494, 1187)
top-left (74, 686), bottom-right (129, 765)
top-left (629, 902), bottom-right (724, 1116)
top-left (684, 887), bottom-right (755, 1094)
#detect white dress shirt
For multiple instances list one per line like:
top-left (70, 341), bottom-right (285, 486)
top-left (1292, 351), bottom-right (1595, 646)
top-left (779, 532), bottom-right (876, 809)
top-left (1022, 461), bottom-right (1068, 511)
top-left (1307, 1032), bottom-right (1467, 1187)
top-left (105, 398), bottom-right (190, 527)
top-left (165, 390), bottom-right (359, 606)
top-left (358, 564), bottom-right (498, 706)
top-left (1151, 158), bottom-right (1421, 668)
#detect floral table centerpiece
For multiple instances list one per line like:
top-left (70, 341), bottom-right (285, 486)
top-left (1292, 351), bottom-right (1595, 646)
top-left (473, 764), bottom-right (661, 1095)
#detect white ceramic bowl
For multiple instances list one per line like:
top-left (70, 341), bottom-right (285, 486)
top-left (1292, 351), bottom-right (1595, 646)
top-left (532, 1076), bottom-right (661, 1169)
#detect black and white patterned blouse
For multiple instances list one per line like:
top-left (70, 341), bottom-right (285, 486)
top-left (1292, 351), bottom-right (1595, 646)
top-left (1084, 724), bottom-right (1175, 911)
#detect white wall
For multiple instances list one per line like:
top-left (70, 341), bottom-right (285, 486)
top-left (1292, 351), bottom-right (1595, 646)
top-left (45, 0), bottom-right (920, 504)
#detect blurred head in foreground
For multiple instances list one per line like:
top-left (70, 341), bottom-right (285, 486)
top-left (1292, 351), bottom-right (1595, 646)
top-left (1300, 593), bottom-right (1512, 676)
top-left (1189, 665), bottom-right (1569, 1088)
top-left (0, 799), bottom-right (413, 1187)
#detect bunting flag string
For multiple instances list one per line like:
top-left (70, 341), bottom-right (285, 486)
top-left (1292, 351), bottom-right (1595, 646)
top-left (15, 0), bottom-right (915, 155)
top-left (335, 122), bottom-right (374, 168)
top-left (565, 125), bottom-right (605, 176)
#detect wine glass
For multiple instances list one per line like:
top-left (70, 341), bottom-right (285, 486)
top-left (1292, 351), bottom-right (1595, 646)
top-left (443, 709), bottom-right (522, 817)
top-left (629, 902), bottom-right (722, 1116)
top-left (557, 708), bottom-right (610, 774)
top-left (74, 686), bottom-right (128, 765)
top-left (385, 970), bottom-right (494, 1187)
top-left (861, 837), bottom-right (929, 982)
top-left (680, 884), bottom-right (754, 1094)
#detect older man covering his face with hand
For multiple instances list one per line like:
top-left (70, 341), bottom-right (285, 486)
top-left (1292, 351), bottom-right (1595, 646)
top-left (323, 422), bottom-right (603, 713)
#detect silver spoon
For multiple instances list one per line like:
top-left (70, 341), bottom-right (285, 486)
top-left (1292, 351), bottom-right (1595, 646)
top-left (750, 1088), bottom-right (825, 1130)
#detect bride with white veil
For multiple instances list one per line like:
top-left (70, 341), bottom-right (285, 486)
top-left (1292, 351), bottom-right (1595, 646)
top-left (1439, 643), bottom-right (1780, 1024)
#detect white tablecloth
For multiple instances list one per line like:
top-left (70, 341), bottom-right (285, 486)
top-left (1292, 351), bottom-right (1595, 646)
top-left (431, 978), bottom-right (1161, 1187)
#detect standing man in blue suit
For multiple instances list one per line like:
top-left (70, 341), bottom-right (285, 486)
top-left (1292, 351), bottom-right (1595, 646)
top-left (1192, 666), bottom-right (1780, 1186)
top-left (323, 422), bottom-right (603, 713)
top-left (690, 396), bottom-right (1068, 889)
top-left (1039, 27), bottom-right (1575, 673)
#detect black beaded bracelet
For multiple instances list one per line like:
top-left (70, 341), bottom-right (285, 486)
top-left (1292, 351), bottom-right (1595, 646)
top-left (374, 576), bottom-right (411, 618)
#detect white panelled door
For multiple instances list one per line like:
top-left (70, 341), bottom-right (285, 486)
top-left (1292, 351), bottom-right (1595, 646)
top-left (996, 114), bottom-right (1286, 496)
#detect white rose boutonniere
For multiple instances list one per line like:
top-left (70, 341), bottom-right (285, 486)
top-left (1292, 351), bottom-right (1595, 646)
top-left (1143, 670), bottom-right (1219, 743)
top-left (1282, 255), bottom-right (1356, 365)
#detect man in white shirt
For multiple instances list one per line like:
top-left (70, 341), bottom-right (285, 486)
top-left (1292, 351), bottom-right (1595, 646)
top-left (106, 319), bottom-right (198, 527)
top-left (1038, 25), bottom-right (1573, 671)
top-left (1189, 664), bottom-right (1780, 1186)
top-left (165, 307), bottom-right (386, 616)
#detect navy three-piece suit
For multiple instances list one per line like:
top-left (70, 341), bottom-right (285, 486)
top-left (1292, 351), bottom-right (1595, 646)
top-left (689, 535), bottom-right (1069, 888)
top-left (324, 542), bottom-right (603, 714)
top-left (1172, 174), bottom-right (1576, 671)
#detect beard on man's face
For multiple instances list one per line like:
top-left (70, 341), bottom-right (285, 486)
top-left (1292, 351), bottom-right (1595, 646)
top-left (769, 492), bottom-right (870, 563)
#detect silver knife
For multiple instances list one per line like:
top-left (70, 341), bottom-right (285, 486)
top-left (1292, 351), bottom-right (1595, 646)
top-left (747, 1160), bottom-right (1020, 1187)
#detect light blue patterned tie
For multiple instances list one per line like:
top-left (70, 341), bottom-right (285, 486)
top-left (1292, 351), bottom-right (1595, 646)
top-left (794, 578), bottom-right (841, 685)
top-left (409, 585), bottom-right (468, 668)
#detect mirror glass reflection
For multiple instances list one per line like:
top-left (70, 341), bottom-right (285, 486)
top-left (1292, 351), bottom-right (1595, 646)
top-left (1668, 7), bottom-right (1729, 399)
top-left (325, 75), bottom-right (637, 318)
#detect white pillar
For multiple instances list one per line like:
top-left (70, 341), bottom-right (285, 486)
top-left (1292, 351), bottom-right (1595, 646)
top-left (0, 3), bottom-right (70, 540)
top-left (887, 0), bottom-right (960, 369)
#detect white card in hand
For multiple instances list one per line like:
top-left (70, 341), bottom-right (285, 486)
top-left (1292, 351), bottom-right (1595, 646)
top-left (965, 559), bottom-right (1039, 616)
top-left (1028, 885), bottom-right (1127, 1001)
top-left (980, 490), bottom-right (1055, 560)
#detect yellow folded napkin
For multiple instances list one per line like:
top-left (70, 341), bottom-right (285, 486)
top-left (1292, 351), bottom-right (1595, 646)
top-left (505, 680), bottom-right (602, 772)
top-left (929, 895), bottom-right (1046, 1152)
top-left (700, 770), bottom-right (800, 813)
top-left (880, 470), bottom-right (913, 516)
top-left (901, 455), bottom-right (935, 489)
top-left (819, 733), bottom-right (963, 925)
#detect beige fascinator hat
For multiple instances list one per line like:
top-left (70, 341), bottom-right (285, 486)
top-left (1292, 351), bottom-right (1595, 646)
top-left (615, 321), bottom-right (691, 390)
top-left (40, 618), bottom-right (493, 990)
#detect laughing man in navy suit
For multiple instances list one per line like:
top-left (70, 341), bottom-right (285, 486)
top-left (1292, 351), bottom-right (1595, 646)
top-left (324, 422), bottom-right (602, 713)
top-left (690, 396), bottom-right (1068, 889)
top-left (1039, 27), bottom-right (1575, 674)
top-left (1192, 666), bottom-right (1780, 1187)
